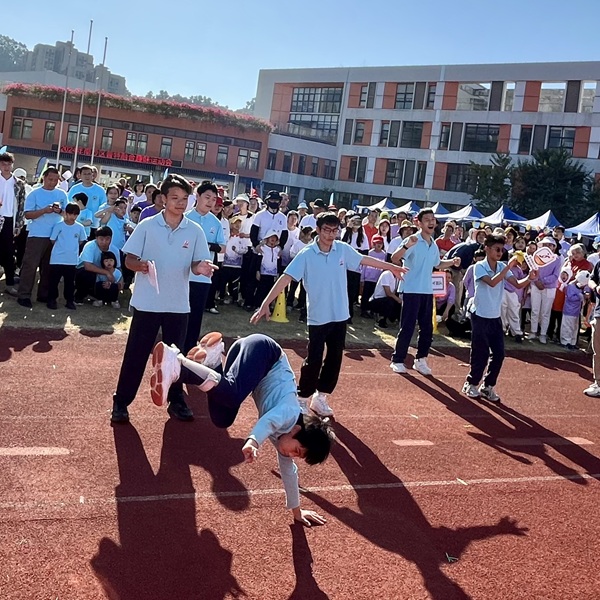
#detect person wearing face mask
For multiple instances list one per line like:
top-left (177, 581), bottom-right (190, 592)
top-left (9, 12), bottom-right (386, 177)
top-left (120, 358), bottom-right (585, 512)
top-left (246, 191), bottom-right (288, 309)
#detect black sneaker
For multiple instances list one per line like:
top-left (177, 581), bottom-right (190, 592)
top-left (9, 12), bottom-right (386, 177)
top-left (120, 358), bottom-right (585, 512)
top-left (17, 298), bottom-right (33, 308)
top-left (377, 318), bottom-right (388, 328)
top-left (47, 300), bottom-right (58, 310)
top-left (167, 401), bottom-right (194, 421)
top-left (65, 302), bottom-right (76, 310)
top-left (515, 335), bottom-right (523, 343)
top-left (36, 297), bottom-right (48, 303)
top-left (110, 403), bottom-right (130, 423)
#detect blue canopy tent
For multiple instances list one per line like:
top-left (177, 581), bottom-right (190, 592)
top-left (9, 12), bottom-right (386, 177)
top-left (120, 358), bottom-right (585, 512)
top-left (430, 202), bottom-right (449, 216)
top-left (391, 200), bottom-right (421, 215)
top-left (518, 210), bottom-right (562, 230)
top-left (436, 203), bottom-right (484, 222)
top-left (481, 205), bottom-right (526, 226)
top-left (355, 197), bottom-right (397, 213)
top-left (565, 213), bottom-right (600, 237)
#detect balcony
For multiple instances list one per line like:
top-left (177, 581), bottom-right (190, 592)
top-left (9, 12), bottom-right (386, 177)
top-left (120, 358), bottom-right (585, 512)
top-left (273, 121), bottom-right (337, 146)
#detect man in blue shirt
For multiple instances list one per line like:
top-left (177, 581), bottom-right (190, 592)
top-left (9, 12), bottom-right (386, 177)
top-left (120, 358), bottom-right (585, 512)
top-left (462, 234), bottom-right (535, 402)
top-left (17, 167), bottom-right (68, 308)
top-left (389, 209), bottom-right (461, 376)
top-left (251, 212), bottom-right (406, 417)
top-left (151, 331), bottom-right (334, 526)
top-left (68, 164), bottom-right (107, 235)
top-left (183, 181), bottom-right (225, 354)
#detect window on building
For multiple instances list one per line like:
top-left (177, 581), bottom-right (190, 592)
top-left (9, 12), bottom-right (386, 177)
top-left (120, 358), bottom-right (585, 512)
top-left (503, 82), bottom-right (516, 111)
top-left (456, 83), bottom-right (491, 111)
top-left (426, 83), bottom-right (437, 109)
top-left (463, 124), bottom-right (500, 153)
top-left (518, 126), bottom-right (533, 154)
top-left (282, 152), bottom-right (292, 172)
top-left (195, 142), bottom-right (207, 164)
top-left (11, 118), bottom-right (33, 140)
top-left (67, 124), bottom-right (78, 146)
top-left (311, 157), bottom-right (319, 176)
top-left (354, 121), bottom-right (365, 143)
top-left (343, 119), bottom-right (353, 145)
top-left (350, 157), bottom-right (367, 183)
top-left (384, 159), bottom-right (404, 186)
top-left (297, 155), bottom-right (306, 175)
top-left (388, 121), bottom-right (401, 147)
top-left (349, 158), bottom-right (358, 181)
top-left (580, 81), bottom-right (596, 113)
top-left (539, 82), bottom-right (566, 112)
top-left (321, 159), bottom-right (336, 180)
top-left (248, 150), bottom-right (259, 171)
top-left (160, 137), bottom-right (172, 158)
top-left (416, 161), bottom-right (427, 187)
top-left (10, 118), bottom-right (22, 139)
top-left (445, 163), bottom-right (476, 193)
top-left (395, 83), bottom-right (414, 109)
top-left (100, 129), bottom-right (113, 151)
top-left (439, 123), bottom-right (451, 150)
top-left (125, 132), bottom-right (137, 154)
top-left (44, 121), bottom-right (56, 144)
top-left (379, 122), bottom-right (390, 146)
top-left (291, 86), bottom-right (343, 113)
top-left (267, 149), bottom-right (277, 170)
top-left (400, 122), bottom-right (424, 148)
top-left (79, 126), bottom-right (90, 148)
top-left (216, 145), bottom-right (228, 167)
top-left (547, 126), bottom-right (576, 154)
top-left (359, 83), bottom-right (376, 108)
top-left (185, 140), bottom-right (195, 162)
top-left (403, 160), bottom-right (416, 188)
top-left (237, 148), bottom-right (249, 170)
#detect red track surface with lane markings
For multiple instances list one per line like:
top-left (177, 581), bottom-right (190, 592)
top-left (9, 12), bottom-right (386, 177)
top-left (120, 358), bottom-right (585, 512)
top-left (1, 328), bottom-right (599, 599)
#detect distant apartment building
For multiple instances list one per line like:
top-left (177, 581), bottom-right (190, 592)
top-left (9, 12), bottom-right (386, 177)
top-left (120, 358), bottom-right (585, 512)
top-left (254, 62), bottom-right (600, 209)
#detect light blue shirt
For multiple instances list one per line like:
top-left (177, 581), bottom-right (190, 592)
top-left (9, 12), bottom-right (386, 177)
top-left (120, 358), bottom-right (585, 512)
top-left (105, 213), bottom-right (130, 250)
top-left (122, 212), bottom-right (210, 313)
top-left (76, 207), bottom-right (93, 238)
top-left (49, 220), bottom-right (87, 265)
top-left (398, 232), bottom-right (441, 294)
top-left (97, 268), bottom-right (123, 284)
top-left (472, 259), bottom-right (507, 319)
top-left (68, 182), bottom-right (107, 228)
top-left (24, 187), bottom-right (68, 238)
top-left (248, 352), bottom-right (302, 509)
top-left (285, 239), bottom-right (364, 326)
top-left (78, 239), bottom-right (122, 269)
top-left (185, 209), bottom-right (225, 284)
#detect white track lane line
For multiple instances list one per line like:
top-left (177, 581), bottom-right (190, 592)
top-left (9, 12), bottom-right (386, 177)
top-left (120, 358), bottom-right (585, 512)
top-left (0, 447), bottom-right (70, 456)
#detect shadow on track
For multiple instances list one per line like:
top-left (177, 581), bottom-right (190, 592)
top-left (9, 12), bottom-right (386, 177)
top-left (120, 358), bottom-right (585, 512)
top-left (287, 523), bottom-right (330, 600)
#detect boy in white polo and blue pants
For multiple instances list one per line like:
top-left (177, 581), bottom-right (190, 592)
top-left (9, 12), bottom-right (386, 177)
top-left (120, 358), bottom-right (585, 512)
top-left (251, 212), bottom-right (407, 417)
top-left (462, 234), bottom-right (536, 402)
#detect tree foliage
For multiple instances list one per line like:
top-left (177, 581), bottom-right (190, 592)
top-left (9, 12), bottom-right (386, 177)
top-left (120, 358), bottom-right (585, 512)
top-left (144, 90), bottom-right (226, 108)
top-left (0, 35), bottom-right (27, 72)
top-left (469, 149), bottom-right (600, 226)
top-left (236, 97), bottom-right (255, 115)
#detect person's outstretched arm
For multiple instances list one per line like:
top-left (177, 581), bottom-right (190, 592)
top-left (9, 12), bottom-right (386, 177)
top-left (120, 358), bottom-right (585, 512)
top-left (250, 274), bottom-right (293, 323)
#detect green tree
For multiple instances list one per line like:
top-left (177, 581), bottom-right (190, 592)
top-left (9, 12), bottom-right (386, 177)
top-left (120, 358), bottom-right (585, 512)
top-left (236, 97), bottom-right (255, 115)
top-left (143, 90), bottom-right (226, 108)
top-left (0, 35), bottom-right (28, 71)
top-left (511, 148), bottom-right (598, 225)
top-left (468, 153), bottom-right (513, 214)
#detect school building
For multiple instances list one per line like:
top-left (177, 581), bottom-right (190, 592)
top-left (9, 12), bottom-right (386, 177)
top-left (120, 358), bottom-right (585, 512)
top-left (254, 61), bottom-right (600, 209)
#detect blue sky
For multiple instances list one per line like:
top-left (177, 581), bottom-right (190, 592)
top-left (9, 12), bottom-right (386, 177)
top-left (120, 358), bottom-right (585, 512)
top-left (5, 0), bottom-right (599, 109)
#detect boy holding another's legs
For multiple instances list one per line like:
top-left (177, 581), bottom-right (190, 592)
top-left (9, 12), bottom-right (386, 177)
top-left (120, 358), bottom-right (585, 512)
top-left (462, 235), bottom-right (537, 402)
top-left (151, 332), bottom-right (334, 526)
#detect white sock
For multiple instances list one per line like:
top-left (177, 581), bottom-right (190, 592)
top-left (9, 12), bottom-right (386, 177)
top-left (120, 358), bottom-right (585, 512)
top-left (178, 355), bottom-right (218, 382)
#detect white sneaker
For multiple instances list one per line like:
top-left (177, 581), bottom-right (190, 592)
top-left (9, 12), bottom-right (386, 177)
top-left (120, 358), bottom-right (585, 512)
top-left (297, 396), bottom-right (311, 415)
top-left (92, 300), bottom-right (103, 307)
top-left (413, 358), bottom-right (432, 376)
top-left (198, 331), bottom-right (225, 369)
top-left (111, 301), bottom-right (121, 309)
top-left (479, 385), bottom-right (501, 403)
top-left (539, 335), bottom-right (547, 344)
top-left (583, 382), bottom-right (600, 397)
top-left (207, 307), bottom-right (219, 315)
top-left (150, 342), bottom-right (182, 407)
top-left (462, 381), bottom-right (480, 398)
top-left (528, 333), bottom-right (537, 341)
top-left (310, 392), bottom-right (334, 417)
top-left (390, 362), bottom-right (408, 374)
top-left (223, 297), bottom-right (232, 305)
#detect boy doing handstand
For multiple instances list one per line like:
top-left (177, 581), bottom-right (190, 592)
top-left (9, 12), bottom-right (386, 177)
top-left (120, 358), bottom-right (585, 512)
top-left (151, 332), bottom-right (334, 526)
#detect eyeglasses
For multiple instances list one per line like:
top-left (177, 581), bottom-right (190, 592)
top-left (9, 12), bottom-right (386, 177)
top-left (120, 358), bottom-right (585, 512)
top-left (319, 226), bottom-right (339, 235)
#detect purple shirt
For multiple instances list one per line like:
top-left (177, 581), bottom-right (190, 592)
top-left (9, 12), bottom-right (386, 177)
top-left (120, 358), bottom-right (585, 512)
top-left (361, 249), bottom-right (387, 283)
top-left (140, 205), bottom-right (159, 221)
top-left (463, 264), bottom-right (476, 298)
top-left (504, 265), bottom-right (525, 301)
top-left (563, 283), bottom-right (584, 317)
top-left (537, 257), bottom-right (561, 289)
top-left (436, 281), bottom-right (455, 308)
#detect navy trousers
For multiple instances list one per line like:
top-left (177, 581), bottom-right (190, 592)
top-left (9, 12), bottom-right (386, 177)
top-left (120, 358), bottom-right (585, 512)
top-left (466, 314), bottom-right (505, 387)
top-left (391, 293), bottom-right (433, 364)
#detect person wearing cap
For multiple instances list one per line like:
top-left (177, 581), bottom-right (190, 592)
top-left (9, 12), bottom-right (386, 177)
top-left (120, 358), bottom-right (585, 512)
top-left (299, 198), bottom-right (327, 230)
top-left (0, 152), bottom-right (27, 296)
top-left (389, 209), bottom-right (462, 376)
top-left (68, 165), bottom-right (107, 237)
top-left (13, 168), bottom-right (33, 196)
top-left (587, 236), bottom-right (600, 268)
top-left (362, 210), bottom-right (379, 247)
top-left (387, 219), bottom-right (417, 260)
top-left (560, 270), bottom-right (589, 349)
top-left (234, 193), bottom-right (255, 306)
top-left (247, 191), bottom-right (288, 309)
top-left (184, 181), bottom-right (225, 352)
top-left (548, 264), bottom-right (572, 343)
top-left (254, 230), bottom-right (281, 307)
top-left (297, 202), bottom-right (308, 221)
top-left (250, 211), bottom-right (408, 418)
top-left (529, 236), bottom-right (562, 344)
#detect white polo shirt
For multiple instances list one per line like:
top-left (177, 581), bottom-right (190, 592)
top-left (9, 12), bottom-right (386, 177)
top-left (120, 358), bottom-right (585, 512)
top-left (284, 239), bottom-right (364, 326)
top-left (122, 212), bottom-right (210, 313)
top-left (0, 175), bottom-right (15, 218)
top-left (253, 209), bottom-right (287, 240)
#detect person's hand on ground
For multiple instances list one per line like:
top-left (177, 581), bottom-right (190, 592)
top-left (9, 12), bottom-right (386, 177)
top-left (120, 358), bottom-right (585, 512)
top-left (250, 305), bottom-right (271, 324)
top-left (292, 508), bottom-right (327, 527)
top-left (242, 439), bottom-right (259, 463)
